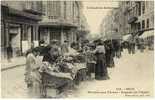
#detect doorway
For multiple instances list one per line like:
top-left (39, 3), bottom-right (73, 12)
top-left (9, 26), bottom-right (21, 57)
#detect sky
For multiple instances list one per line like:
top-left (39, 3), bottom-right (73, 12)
top-left (83, 1), bottom-right (119, 36)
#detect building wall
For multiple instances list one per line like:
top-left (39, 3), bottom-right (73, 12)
top-left (100, 1), bottom-right (154, 39)
top-left (1, 1), bottom-right (43, 59)
top-left (39, 1), bottom-right (84, 45)
top-left (138, 1), bottom-right (154, 31)
top-left (2, 1), bottom-right (42, 13)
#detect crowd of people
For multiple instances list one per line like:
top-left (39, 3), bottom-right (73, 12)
top-left (25, 37), bottom-right (151, 97)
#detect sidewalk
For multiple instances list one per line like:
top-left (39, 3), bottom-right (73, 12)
top-left (1, 56), bottom-right (26, 71)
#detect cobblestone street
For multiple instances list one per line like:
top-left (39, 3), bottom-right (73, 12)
top-left (1, 50), bottom-right (154, 98)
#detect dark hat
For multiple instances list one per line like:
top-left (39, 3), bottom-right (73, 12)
top-left (64, 40), bottom-right (69, 42)
top-left (39, 40), bottom-right (45, 44)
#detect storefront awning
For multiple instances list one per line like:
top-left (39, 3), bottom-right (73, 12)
top-left (128, 16), bottom-right (138, 24)
top-left (123, 34), bottom-right (132, 41)
top-left (105, 33), bottom-right (122, 40)
top-left (139, 30), bottom-right (154, 39)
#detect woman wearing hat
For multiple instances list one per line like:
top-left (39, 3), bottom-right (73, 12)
top-left (94, 40), bottom-right (109, 80)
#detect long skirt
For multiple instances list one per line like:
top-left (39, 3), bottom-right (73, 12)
top-left (27, 71), bottom-right (41, 98)
top-left (105, 52), bottom-right (111, 68)
top-left (86, 63), bottom-right (95, 76)
top-left (27, 80), bottom-right (41, 98)
top-left (95, 53), bottom-right (108, 80)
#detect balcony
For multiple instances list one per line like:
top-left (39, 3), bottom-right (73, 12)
top-left (128, 16), bottom-right (138, 24)
top-left (8, 7), bottom-right (42, 21)
top-left (39, 18), bottom-right (78, 28)
top-left (23, 2), bottom-right (43, 15)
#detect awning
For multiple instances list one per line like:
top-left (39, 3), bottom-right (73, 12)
top-left (8, 7), bottom-right (42, 21)
top-left (123, 34), bottom-right (132, 41)
top-left (139, 30), bottom-right (154, 39)
top-left (128, 16), bottom-right (138, 24)
top-left (111, 33), bottom-right (122, 40)
top-left (105, 33), bottom-right (122, 40)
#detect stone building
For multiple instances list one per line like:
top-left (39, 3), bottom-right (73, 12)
top-left (122, 1), bottom-right (154, 48)
top-left (39, 1), bottom-right (86, 45)
top-left (77, 13), bottom-right (90, 44)
top-left (1, 1), bottom-right (43, 59)
top-left (100, 8), bottom-right (121, 40)
top-left (100, 1), bottom-right (154, 42)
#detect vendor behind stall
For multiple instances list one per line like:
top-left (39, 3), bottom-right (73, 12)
top-left (49, 40), bottom-right (62, 63)
top-left (84, 43), bottom-right (96, 79)
top-left (61, 40), bottom-right (69, 55)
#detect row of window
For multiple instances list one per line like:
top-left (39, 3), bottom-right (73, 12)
top-left (127, 1), bottom-right (146, 17)
top-left (138, 1), bottom-right (145, 16)
top-left (46, 1), bottom-right (79, 21)
top-left (47, 1), bottom-right (60, 19)
top-left (137, 18), bottom-right (150, 30)
top-left (25, 1), bottom-right (43, 13)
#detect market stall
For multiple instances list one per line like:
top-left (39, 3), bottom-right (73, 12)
top-left (38, 53), bottom-right (87, 97)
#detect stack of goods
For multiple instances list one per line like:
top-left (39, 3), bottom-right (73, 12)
top-left (70, 53), bottom-right (86, 63)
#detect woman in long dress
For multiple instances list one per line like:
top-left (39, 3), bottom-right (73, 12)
top-left (94, 40), bottom-right (109, 80)
top-left (25, 48), bottom-right (41, 98)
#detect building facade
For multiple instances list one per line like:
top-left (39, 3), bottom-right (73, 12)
top-left (1, 1), bottom-right (43, 59)
top-left (39, 1), bottom-right (87, 45)
top-left (100, 1), bottom-right (154, 42)
top-left (100, 8), bottom-right (121, 40)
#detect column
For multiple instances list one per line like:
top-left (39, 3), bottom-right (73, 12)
top-left (5, 22), bottom-right (9, 47)
top-left (3, 22), bottom-right (9, 58)
top-left (47, 28), bottom-right (50, 44)
top-left (61, 27), bottom-right (64, 44)
top-left (1, 20), bottom-right (5, 59)
top-left (35, 25), bottom-right (39, 41)
top-left (27, 25), bottom-right (31, 49)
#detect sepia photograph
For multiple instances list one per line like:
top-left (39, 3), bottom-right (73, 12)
top-left (0, 0), bottom-right (154, 98)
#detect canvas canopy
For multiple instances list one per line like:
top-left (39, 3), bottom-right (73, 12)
top-left (123, 34), bottom-right (132, 41)
top-left (139, 30), bottom-right (154, 39)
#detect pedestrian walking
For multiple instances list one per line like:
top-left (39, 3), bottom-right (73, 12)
top-left (94, 40), bottom-right (109, 80)
top-left (139, 39), bottom-right (145, 52)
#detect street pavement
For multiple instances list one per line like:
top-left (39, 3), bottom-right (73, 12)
top-left (1, 49), bottom-right (154, 98)
top-left (66, 49), bottom-right (154, 98)
top-left (1, 57), bottom-right (26, 71)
